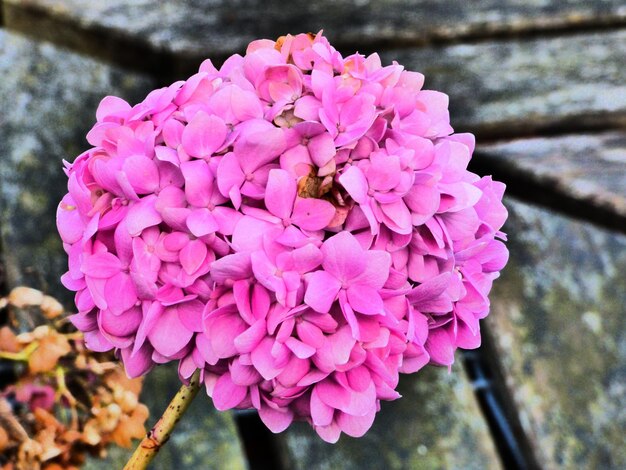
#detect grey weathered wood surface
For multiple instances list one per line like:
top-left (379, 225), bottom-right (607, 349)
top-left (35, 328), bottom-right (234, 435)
top-left (488, 199), bottom-right (626, 469)
top-left (475, 132), bottom-right (626, 233)
top-left (3, 0), bottom-right (626, 75)
top-left (383, 30), bottom-right (626, 139)
top-left (1, 0), bottom-right (626, 468)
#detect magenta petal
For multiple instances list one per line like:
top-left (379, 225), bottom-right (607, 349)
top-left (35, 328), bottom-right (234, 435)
top-left (210, 252), bottom-right (252, 284)
top-left (337, 408), bottom-right (376, 438)
top-left (284, 337), bottom-right (316, 359)
top-left (148, 307), bottom-right (193, 357)
top-left (291, 198), bottom-right (335, 231)
top-left (425, 327), bottom-right (456, 366)
top-left (316, 380), bottom-right (351, 411)
top-left (346, 285), bottom-right (384, 315)
top-left (259, 405), bottom-right (294, 433)
top-left (338, 165), bottom-right (369, 203)
top-left (126, 195), bottom-right (162, 236)
top-left (304, 271), bottom-right (341, 313)
top-left (251, 337), bottom-right (282, 380)
top-left (265, 169), bottom-right (296, 219)
top-left (181, 160), bottom-right (214, 207)
top-left (234, 319), bottom-right (267, 353)
top-left (121, 344), bottom-right (154, 378)
top-left (105, 273), bottom-right (137, 315)
top-left (81, 252), bottom-right (121, 278)
top-left (84, 329), bottom-right (114, 352)
top-left (212, 372), bottom-right (247, 411)
top-left (310, 386), bottom-right (334, 426)
top-left (320, 232), bottom-right (367, 282)
top-left (177, 299), bottom-right (204, 333)
top-left (179, 239), bottom-right (208, 275)
top-left (182, 111), bottom-right (227, 158)
top-left (123, 156), bottom-right (160, 194)
top-left (186, 208), bottom-right (219, 237)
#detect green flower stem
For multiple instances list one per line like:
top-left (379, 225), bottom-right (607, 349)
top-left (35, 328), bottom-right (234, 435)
top-left (124, 369), bottom-right (202, 470)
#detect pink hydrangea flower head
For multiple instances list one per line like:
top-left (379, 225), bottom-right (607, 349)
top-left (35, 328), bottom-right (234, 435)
top-left (57, 31), bottom-right (508, 443)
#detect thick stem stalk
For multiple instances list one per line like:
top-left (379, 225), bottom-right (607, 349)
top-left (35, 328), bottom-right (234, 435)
top-left (124, 369), bottom-right (201, 470)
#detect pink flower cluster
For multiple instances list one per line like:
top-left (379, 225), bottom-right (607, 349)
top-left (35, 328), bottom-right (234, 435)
top-left (57, 32), bottom-right (508, 442)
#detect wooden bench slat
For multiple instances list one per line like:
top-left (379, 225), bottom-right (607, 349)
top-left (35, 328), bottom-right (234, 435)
top-left (488, 198), bottom-right (626, 469)
top-left (474, 132), bottom-right (626, 233)
top-left (382, 30), bottom-right (626, 139)
top-left (4, 0), bottom-right (626, 76)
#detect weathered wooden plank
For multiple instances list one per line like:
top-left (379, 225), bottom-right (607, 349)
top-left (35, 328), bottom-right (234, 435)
top-left (0, 30), bottom-right (249, 469)
top-left (487, 199), bottom-right (626, 469)
top-left (3, 0), bottom-right (626, 77)
top-left (278, 367), bottom-right (502, 470)
top-left (474, 132), bottom-right (626, 233)
top-left (0, 29), bottom-right (151, 302)
top-left (383, 30), bottom-right (626, 138)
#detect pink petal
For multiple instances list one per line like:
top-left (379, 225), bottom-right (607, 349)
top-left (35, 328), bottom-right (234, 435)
top-left (346, 284), bottom-right (384, 315)
top-left (123, 156), bottom-right (160, 194)
top-left (320, 231), bottom-right (366, 282)
top-left (234, 319), bottom-right (267, 353)
top-left (310, 386), bottom-right (334, 426)
top-left (337, 408), bottom-right (376, 438)
top-left (186, 208), bottom-right (219, 237)
top-left (338, 165), bottom-right (369, 203)
top-left (177, 299), bottom-right (204, 333)
top-left (179, 239), bottom-right (208, 275)
top-left (315, 422), bottom-right (341, 444)
top-left (367, 154), bottom-right (401, 191)
top-left (291, 198), bottom-right (336, 231)
top-left (251, 337), bottom-right (282, 380)
top-left (304, 271), bottom-right (341, 313)
top-left (210, 252), bottom-right (252, 284)
top-left (181, 160), bottom-right (214, 207)
top-left (96, 95), bottom-right (130, 122)
top-left (56, 195), bottom-right (84, 244)
top-left (126, 195), bottom-right (162, 236)
top-left (121, 344), bottom-right (153, 378)
top-left (316, 380), bottom-right (350, 411)
top-left (81, 252), bottom-right (121, 278)
top-left (352, 250), bottom-right (391, 289)
top-left (104, 272), bottom-right (138, 315)
top-left (308, 132), bottom-right (336, 168)
top-left (211, 372), bottom-right (247, 410)
top-left (425, 327), bottom-right (456, 366)
top-left (259, 405), bottom-right (294, 433)
top-left (265, 169), bottom-right (297, 219)
top-left (234, 119), bottom-right (286, 172)
top-left (284, 337), bottom-right (316, 359)
top-left (229, 359), bottom-right (262, 386)
top-left (216, 153), bottom-right (245, 202)
top-left (84, 330), bottom-right (114, 352)
top-left (148, 307), bottom-right (194, 357)
top-left (182, 111), bottom-right (227, 158)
